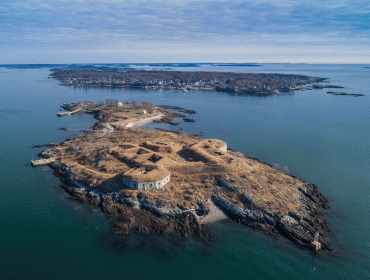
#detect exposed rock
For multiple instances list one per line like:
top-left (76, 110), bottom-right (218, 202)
top-left (33, 143), bottom-right (59, 149)
top-left (212, 179), bottom-right (332, 250)
top-left (37, 101), bottom-right (333, 251)
top-left (48, 161), bottom-right (212, 240)
top-left (326, 91), bottom-right (364, 97)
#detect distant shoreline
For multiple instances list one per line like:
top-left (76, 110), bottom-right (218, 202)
top-left (49, 67), bottom-right (331, 96)
top-left (0, 62), bottom-right (262, 69)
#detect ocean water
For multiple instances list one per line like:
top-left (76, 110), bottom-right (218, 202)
top-left (0, 64), bottom-right (369, 279)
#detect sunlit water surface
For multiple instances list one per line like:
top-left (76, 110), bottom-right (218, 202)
top-left (0, 64), bottom-right (369, 279)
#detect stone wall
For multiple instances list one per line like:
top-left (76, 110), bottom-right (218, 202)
top-left (123, 174), bottom-right (170, 190)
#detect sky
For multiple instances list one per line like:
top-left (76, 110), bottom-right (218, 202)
top-left (1, 0), bottom-right (369, 64)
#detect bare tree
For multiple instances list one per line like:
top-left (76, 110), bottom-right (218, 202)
top-left (105, 98), bottom-right (118, 105)
top-left (142, 101), bottom-right (155, 113)
top-left (132, 100), bottom-right (140, 109)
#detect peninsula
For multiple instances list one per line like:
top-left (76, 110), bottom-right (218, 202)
top-left (49, 68), bottom-right (327, 96)
top-left (33, 101), bottom-right (332, 251)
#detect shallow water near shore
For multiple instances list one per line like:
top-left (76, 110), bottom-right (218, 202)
top-left (0, 64), bottom-right (369, 279)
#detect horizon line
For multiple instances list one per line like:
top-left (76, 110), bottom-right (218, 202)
top-left (1, 62), bottom-right (369, 66)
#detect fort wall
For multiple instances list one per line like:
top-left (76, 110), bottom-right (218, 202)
top-left (122, 174), bottom-right (170, 190)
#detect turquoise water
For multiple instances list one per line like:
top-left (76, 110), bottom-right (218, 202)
top-left (0, 65), bottom-right (369, 279)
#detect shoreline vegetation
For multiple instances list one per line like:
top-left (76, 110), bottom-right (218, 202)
top-left (32, 100), bottom-right (332, 251)
top-left (49, 67), bottom-right (332, 96)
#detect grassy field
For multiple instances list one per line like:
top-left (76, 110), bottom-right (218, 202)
top-left (50, 102), bottom-right (303, 214)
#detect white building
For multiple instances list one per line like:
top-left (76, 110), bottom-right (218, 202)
top-left (122, 167), bottom-right (170, 190)
top-left (141, 110), bottom-right (147, 115)
top-left (116, 101), bottom-right (123, 107)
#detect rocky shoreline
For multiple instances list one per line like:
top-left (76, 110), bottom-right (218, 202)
top-left (48, 160), bottom-right (212, 240)
top-left (33, 100), bottom-right (333, 251)
top-left (213, 178), bottom-right (331, 250)
top-left (327, 91), bottom-right (364, 97)
top-left (38, 148), bottom-right (332, 251)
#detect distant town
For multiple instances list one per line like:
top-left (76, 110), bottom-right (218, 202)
top-left (50, 68), bottom-right (327, 95)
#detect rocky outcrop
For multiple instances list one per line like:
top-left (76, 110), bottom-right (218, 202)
top-left (45, 158), bottom-right (333, 250)
top-left (48, 160), bottom-right (211, 240)
top-left (326, 91), bottom-right (364, 97)
top-left (213, 179), bottom-right (332, 250)
top-left (39, 137), bottom-right (332, 252)
top-left (51, 157), bottom-right (331, 250)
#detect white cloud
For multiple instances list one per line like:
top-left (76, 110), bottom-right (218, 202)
top-left (1, 0), bottom-right (369, 63)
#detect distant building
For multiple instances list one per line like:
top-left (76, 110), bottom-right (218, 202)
top-left (116, 101), bottom-right (123, 107)
top-left (141, 110), bottom-right (147, 115)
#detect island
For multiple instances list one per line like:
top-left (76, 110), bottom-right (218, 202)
top-left (327, 91), bottom-right (364, 97)
top-left (49, 67), bottom-right (328, 96)
top-left (32, 101), bottom-right (332, 251)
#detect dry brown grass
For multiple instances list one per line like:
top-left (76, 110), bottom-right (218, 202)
top-left (49, 103), bottom-right (303, 215)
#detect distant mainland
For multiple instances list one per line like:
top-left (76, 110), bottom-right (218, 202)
top-left (49, 67), bottom-right (332, 96)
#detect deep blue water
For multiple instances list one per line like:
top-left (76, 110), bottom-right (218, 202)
top-left (0, 64), bottom-right (369, 279)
